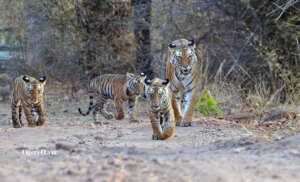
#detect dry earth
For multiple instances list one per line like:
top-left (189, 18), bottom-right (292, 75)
top-left (1, 99), bottom-right (300, 182)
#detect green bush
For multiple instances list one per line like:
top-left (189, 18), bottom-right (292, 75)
top-left (197, 89), bottom-right (222, 116)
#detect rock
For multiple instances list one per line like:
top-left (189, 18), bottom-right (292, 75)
top-left (15, 147), bottom-right (29, 151)
top-left (94, 136), bottom-right (104, 141)
top-left (225, 112), bottom-right (255, 122)
top-left (66, 169), bottom-right (77, 175)
top-left (55, 143), bottom-right (75, 152)
top-left (78, 141), bottom-right (85, 144)
top-left (262, 108), bottom-right (283, 122)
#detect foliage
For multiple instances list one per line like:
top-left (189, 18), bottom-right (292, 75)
top-left (0, 73), bottom-right (11, 86)
top-left (0, 0), bottom-right (298, 104)
top-left (197, 89), bottom-right (223, 116)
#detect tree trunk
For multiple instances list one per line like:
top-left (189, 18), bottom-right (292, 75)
top-left (132, 0), bottom-right (153, 77)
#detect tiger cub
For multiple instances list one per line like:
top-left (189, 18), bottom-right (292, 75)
top-left (78, 72), bottom-right (146, 124)
top-left (144, 78), bottom-right (175, 140)
top-left (166, 39), bottom-right (199, 127)
top-left (11, 75), bottom-right (47, 128)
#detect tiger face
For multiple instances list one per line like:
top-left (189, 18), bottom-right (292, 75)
top-left (145, 78), bottom-right (170, 112)
top-left (126, 72), bottom-right (146, 96)
top-left (23, 75), bottom-right (46, 104)
top-left (169, 39), bottom-right (197, 77)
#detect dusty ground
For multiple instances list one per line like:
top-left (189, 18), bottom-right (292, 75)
top-left (1, 98), bottom-right (300, 182)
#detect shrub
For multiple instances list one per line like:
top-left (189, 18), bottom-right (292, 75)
top-left (197, 89), bottom-right (222, 116)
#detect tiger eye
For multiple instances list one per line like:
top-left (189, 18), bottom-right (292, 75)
top-left (158, 88), bottom-right (163, 95)
top-left (175, 50), bottom-right (182, 57)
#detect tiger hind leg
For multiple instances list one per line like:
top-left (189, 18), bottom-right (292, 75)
top-left (101, 100), bottom-right (114, 120)
top-left (92, 105), bottom-right (102, 125)
top-left (93, 98), bottom-right (113, 124)
top-left (114, 97), bottom-right (124, 120)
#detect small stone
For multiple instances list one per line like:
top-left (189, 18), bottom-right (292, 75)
top-left (55, 143), bottom-right (75, 152)
top-left (15, 147), bottom-right (29, 151)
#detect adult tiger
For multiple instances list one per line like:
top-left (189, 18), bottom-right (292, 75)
top-left (144, 78), bottom-right (175, 140)
top-left (11, 75), bottom-right (47, 128)
top-left (166, 39), bottom-right (199, 127)
top-left (78, 72), bottom-right (146, 124)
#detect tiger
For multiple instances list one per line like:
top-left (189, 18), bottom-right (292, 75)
top-left (11, 75), bottom-right (47, 128)
top-left (144, 78), bottom-right (175, 140)
top-left (166, 39), bottom-right (199, 127)
top-left (78, 72), bottom-right (146, 124)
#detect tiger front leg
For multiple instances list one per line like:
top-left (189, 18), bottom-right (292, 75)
top-left (93, 100), bottom-right (111, 125)
top-left (149, 112), bottom-right (163, 140)
top-left (97, 97), bottom-right (113, 121)
top-left (172, 94), bottom-right (182, 126)
top-left (128, 97), bottom-right (139, 123)
top-left (36, 105), bottom-right (46, 126)
top-left (92, 108), bottom-right (102, 125)
top-left (11, 102), bottom-right (22, 128)
top-left (161, 113), bottom-right (175, 139)
top-left (181, 87), bottom-right (199, 127)
top-left (115, 98), bottom-right (124, 120)
top-left (22, 105), bottom-right (35, 127)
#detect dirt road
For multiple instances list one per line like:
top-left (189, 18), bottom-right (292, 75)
top-left (1, 101), bottom-right (300, 182)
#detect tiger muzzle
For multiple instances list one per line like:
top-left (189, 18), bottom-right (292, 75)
top-left (181, 68), bottom-right (191, 75)
top-left (151, 103), bottom-right (160, 111)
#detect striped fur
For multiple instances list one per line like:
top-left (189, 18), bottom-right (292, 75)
top-left (11, 75), bottom-right (46, 128)
top-left (145, 78), bottom-right (175, 140)
top-left (166, 39), bottom-right (199, 127)
top-left (78, 73), bottom-right (146, 124)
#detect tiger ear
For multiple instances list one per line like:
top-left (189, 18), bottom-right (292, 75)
top-left (140, 72), bottom-right (147, 80)
top-left (168, 43), bottom-right (176, 52)
top-left (23, 75), bottom-right (30, 82)
top-left (126, 72), bottom-right (134, 80)
top-left (188, 39), bottom-right (196, 49)
top-left (39, 76), bottom-right (46, 84)
top-left (144, 79), bottom-right (152, 85)
top-left (162, 79), bottom-right (169, 86)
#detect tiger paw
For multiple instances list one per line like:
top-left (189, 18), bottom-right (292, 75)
top-left (129, 119), bottom-right (140, 123)
top-left (93, 121), bottom-right (103, 125)
top-left (13, 122), bottom-right (22, 128)
top-left (36, 121), bottom-right (45, 126)
top-left (28, 123), bottom-right (36, 127)
top-left (115, 113), bottom-right (124, 120)
top-left (104, 114), bottom-right (114, 120)
top-left (181, 121), bottom-right (195, 127)
top-left (152, 135), bottom-right (163, 140)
